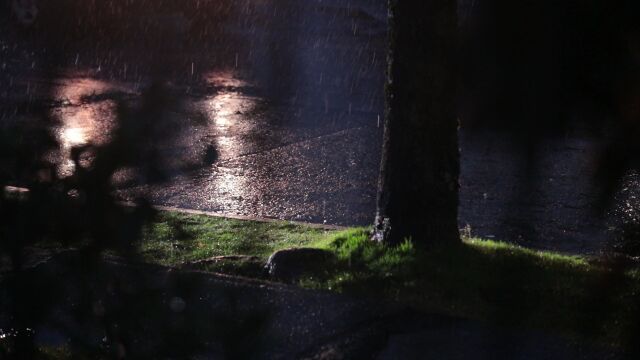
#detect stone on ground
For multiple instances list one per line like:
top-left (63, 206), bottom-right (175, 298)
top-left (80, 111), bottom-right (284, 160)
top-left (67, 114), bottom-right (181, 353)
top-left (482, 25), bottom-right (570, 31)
top-left (265, 247), bottom-right (335, 282)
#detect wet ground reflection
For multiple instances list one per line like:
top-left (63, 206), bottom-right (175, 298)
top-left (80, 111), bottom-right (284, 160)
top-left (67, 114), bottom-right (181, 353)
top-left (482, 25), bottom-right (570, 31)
top-left (201, 71), bottom-right (258, 209)
top-left (50, 78), bottom-right (137, 176)
top-left (1, 0), bottom-right (387, 226)
top-left (114, 65), bottom-right (384, 224)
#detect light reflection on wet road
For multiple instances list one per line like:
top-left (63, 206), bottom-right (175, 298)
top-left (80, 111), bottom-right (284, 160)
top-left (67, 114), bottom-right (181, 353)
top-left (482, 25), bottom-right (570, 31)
top-left (134, 66), bottom-right (383, 225)
top-left (52, 78), bottom-right (121, 176)
top-left (13, 0), bottom-right (389, 226)
top-left (43, 74), bottom-right (382, 224)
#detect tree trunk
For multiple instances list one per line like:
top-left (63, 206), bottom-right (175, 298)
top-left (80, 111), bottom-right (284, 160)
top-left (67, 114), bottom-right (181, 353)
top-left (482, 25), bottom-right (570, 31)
top-left (373, 0), bottom-right (459, 246)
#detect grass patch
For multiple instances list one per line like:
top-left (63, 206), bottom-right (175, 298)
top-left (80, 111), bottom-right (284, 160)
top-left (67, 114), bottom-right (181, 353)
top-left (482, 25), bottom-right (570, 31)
top-left (139, 211), bottom-right (342, 266)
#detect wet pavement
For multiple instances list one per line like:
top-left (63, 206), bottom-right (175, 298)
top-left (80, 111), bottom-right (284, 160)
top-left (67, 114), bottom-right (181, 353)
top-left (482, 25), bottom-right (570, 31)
top-left (1, 0), bottom-right (387, 226)
top-left (1, 0), bottom-right (639, 254)
top-left (460, 131), bottom-right (640, 254)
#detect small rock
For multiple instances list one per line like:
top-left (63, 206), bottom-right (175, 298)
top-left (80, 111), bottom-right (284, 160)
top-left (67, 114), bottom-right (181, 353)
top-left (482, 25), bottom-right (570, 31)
top-left (265, 248), bottom-right (335, 282)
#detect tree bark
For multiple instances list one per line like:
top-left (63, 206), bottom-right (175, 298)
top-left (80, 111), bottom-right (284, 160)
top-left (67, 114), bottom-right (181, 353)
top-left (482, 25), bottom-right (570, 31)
top-left (373, 0), bottom-right (459, 246)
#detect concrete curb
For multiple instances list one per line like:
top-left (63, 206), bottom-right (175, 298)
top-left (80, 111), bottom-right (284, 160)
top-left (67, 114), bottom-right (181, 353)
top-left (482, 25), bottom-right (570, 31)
top-left (133, 203), bottom-right (351, 231)
top-left (3, 186), bottom-right (351, 230)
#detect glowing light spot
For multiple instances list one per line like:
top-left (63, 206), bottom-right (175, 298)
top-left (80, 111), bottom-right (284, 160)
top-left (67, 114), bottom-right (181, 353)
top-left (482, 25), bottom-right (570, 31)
top-left (62, 127), bottom-right (86, 146)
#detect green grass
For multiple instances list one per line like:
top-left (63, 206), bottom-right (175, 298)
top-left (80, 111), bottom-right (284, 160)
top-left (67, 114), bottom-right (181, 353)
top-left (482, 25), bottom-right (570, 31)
top-left (139, 211), bottom-right (342, 266)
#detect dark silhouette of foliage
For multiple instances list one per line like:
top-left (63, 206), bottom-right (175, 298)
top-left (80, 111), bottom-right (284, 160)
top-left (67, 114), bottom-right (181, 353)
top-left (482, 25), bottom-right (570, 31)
top-left (0, 2), bottom-right (268, 358)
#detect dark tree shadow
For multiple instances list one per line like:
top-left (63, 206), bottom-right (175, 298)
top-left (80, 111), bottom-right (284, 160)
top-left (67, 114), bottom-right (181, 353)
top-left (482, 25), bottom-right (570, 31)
top-left (0, 1), bottom-right (270, 357)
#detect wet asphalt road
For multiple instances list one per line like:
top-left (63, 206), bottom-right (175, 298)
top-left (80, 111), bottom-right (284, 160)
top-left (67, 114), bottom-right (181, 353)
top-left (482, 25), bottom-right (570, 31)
top-left (1, 0), bottom-right (639, 254)
top-left (1, 0), bottom-right (387, 226)
top-left (119, 0), bottom-right (387, 226)
top-left (459, 131), bottom-right (640, 254)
